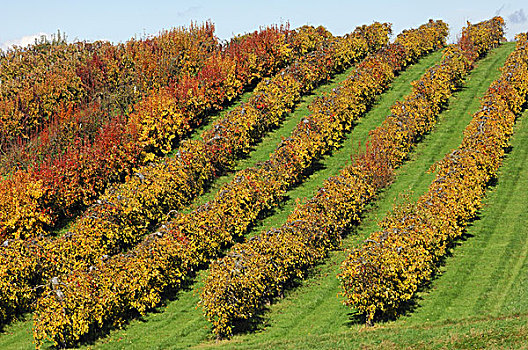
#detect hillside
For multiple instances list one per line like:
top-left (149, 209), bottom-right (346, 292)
top-left (1, 40), bottom-right (523, 350)
top-left (1, 20), bottom-right (526, 350)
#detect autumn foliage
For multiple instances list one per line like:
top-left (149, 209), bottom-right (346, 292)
top-left (0, 16), bottom-right (517, 348)
top-left (28, 23), bottom-right (396, 347)
top-left (339, 23), bottom-right (528, 327)
top-left (0, 22), bottom-right (218, 152)
top-left (0, 22), bottom-right (390, 347)
top-left (0, 23), bottom-right (299, 241)
top-left (200, 20), bottom-right (499, 338)
top-left (25, 21), bottom-right (447, 347)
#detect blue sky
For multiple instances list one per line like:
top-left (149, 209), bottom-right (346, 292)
top-left (1, 0), bottom-right (526, 50)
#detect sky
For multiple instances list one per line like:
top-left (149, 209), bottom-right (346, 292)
top-left (1, 0), bottom-right (527, 51)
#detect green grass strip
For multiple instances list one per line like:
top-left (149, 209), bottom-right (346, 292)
top-left (0, 42), bottom-right (444, 350)
top-left (185, 50), bottom-right (444, 215)
top-left (399, 104), bottom-right (528, 325)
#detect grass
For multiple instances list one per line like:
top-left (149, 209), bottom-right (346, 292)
top-left (2, 43), bottom-right (525, 350)
top-left (199, 313), bottom-right (528, 349)
top-left (81, 46), bottom-right (445, 350)
top-left (402, 108), bottom-right (528, 323)
top-left (181, 62), bottom-right (362, 212)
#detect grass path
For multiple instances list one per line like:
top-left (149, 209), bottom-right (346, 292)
top-left (195, 42), bottom-right (518, 349)
top-left (182, 62), bottom-right (361, 212)
top-left (204, 77), bottom-right (528, 350)
top-left (88, 49), bottom-right (445, 349)
top-left (402, 107), bottom-right (528, 323)
top-left (182, 50), bottom-right (444, 213)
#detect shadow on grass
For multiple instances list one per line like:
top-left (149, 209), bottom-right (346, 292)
top-left (0, 312), bottom-right (32, 335)
top-left (50, 55), bottom-right (440, 346)
top-left (222, 273), bottom-right (321, 338)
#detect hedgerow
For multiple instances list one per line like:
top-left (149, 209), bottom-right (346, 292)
top-left (0, 24), bottom-right (299, 241)
top-left (30, 21), bottom-right (444, 347)
top-left (339, 25), bottom-right (528, 327)
top-left (200, 18), bottom-right (504, 338)
top-left (0, 23), bottom-right (390, 341)
top-left (36, 23), bottom-right (389, 277)
top-left (0, 22), bottom-right (218, 153)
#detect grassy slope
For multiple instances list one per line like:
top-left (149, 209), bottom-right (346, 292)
top-left (0, 47), bottom-right (444, 349)
top-left (88, 49), bottom-right (445, 348)
top-left (100, 42), bottom-right (527, 350)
